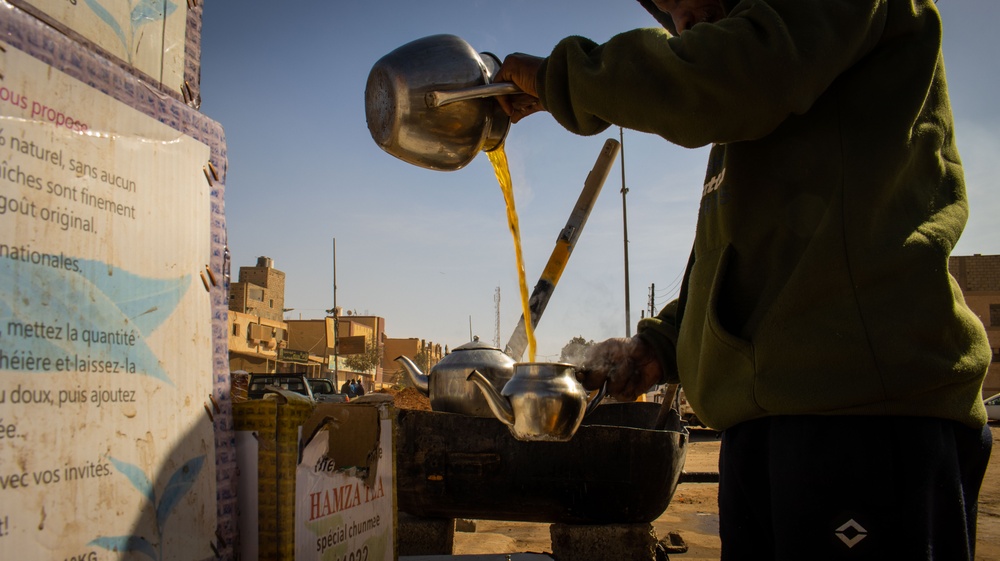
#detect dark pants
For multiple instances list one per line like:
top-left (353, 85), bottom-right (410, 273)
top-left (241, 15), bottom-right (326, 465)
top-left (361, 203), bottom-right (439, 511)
top-left (718, 415), bottom-right (992, 560)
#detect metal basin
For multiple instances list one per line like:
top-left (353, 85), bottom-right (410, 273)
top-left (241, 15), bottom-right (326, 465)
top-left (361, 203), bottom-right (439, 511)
top-left (394, 401), bottom-right (688, 524)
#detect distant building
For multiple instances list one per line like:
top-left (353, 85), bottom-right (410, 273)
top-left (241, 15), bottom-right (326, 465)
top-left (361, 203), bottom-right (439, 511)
top-left (281, 317), bottom-right (336, 378)
top-left (337, 314), bottom-right (387, 386)
top-left (227, 256), bottom-right (290, 373)
top-left (949, 254), bottom-right (1000, 396)
top-left (225, 255), bottom-right (450, 388)
top-left (227, 310), bottom-right (288, 373)
top-left (383, 338), bottom-right (445, 386)
top-left (284, 313), bottom-right (381, 389)
top-left (229, 256), bottom-right (285, 322)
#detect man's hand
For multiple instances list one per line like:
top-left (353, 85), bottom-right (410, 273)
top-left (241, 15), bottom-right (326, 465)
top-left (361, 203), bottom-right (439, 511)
top-left (576, 336), bottom-right (663, 401)
top-left (494, 53), bottom-right (546, 123)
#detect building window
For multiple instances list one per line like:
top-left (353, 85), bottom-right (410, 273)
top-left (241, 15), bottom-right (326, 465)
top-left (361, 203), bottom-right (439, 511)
top-left (994, 348), bottom-right (1000, 363)
top-left (269, 299), bottom-right (274, 308)
top-left (233, 323), bottom-right (241, 336)
top-left (991, 304), bottom-right (1000, 327)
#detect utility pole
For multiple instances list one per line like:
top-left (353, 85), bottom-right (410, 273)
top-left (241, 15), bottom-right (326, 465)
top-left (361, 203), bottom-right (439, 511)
top-left (494, 286), bottom-right (501, 348)
top-left (620, 127), bottom-right (632, 337)
top-left (649, 283), bottom-right (656, 317)
top-left (332, 238), bottom-right (338, 385)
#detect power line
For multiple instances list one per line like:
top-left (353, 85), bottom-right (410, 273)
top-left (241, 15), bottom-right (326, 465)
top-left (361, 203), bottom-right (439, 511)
top-left (650, 269), bottom-right (685, 309)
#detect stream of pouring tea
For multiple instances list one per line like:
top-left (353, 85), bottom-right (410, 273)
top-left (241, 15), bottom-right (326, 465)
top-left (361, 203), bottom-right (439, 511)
top-left (488, 144), bottom-right (537, 362)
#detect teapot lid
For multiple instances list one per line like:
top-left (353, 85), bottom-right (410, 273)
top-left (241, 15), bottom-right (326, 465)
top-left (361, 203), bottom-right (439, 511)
top-left (453, 336), bottom-right (500, 352)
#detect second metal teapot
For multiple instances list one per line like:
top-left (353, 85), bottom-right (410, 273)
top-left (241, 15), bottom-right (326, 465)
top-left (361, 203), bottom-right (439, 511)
top-left (468, 362), bottom-right (606, 442)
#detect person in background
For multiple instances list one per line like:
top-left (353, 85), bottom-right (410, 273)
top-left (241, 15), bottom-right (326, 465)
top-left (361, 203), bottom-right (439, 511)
top-left (495, 0), bottom-right (992, 558)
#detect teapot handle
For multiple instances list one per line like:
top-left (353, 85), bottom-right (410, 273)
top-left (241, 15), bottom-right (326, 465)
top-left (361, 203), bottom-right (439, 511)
top-left (584, 381), bottom-right (608, 417)
top-left (425, 82), bottom-right (521, 108)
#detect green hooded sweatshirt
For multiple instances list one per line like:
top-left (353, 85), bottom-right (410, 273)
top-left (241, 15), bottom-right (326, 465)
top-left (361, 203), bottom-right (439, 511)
top-left (537, 0), bottom-right (990, 430)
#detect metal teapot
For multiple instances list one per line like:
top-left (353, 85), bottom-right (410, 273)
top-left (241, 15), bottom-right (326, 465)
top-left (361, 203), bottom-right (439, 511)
top-left (395, 337), bottom-right (515, 417)
top-left (467, 362), bottom-right (606, 442)
top-left (365, 34), bottom-right (518, 171)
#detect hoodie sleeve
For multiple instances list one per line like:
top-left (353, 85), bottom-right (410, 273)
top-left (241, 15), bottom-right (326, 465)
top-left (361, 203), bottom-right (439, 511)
top-left (537, 0), bottom-right (886, 147)
top-left (637, 299), bottom-right (682, 385)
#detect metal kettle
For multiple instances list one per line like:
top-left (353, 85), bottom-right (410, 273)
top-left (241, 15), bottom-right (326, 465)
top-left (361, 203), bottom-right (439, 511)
top-left (365, 34), bottom-right (518, 171)
top-left (395, 337), bottom-right (515, 417)
top-left (468, 362), bottom-right (606, 442)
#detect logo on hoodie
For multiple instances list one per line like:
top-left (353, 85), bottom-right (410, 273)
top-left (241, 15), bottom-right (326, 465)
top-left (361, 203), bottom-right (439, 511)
top-left (702, 167), bottom-right (726, 198)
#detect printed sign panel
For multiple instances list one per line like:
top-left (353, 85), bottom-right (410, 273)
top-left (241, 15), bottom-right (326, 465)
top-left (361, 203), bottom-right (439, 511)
top-left (0, 40), bottom-right (216, 560)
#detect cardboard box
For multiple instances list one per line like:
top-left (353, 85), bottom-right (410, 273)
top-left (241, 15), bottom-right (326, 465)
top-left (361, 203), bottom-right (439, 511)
top-left (235, 390), bottom-right (315, 561)
top-left (235, 392), bottom-right (396, 561)
top-left (296, 395), bottom-right (397, 560)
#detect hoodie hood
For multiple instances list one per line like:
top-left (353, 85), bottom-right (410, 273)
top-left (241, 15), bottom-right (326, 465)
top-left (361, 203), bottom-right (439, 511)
top-left (636, 0), bottom-right (738, 34)
top-left (636, 0), bottom-right (678, 32)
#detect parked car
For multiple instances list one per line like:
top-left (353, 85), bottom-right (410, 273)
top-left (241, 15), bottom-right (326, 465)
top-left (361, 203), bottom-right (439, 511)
top-left (985, 393), bottom-right (1000, 423)
top-left (307, 378), bottom-right (350, 403)
top-left (247, 373), bottom-right (314, 401)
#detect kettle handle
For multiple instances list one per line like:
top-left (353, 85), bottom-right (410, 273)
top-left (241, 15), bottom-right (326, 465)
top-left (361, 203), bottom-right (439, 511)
top-left (425, 82), bottom-right (521, 108)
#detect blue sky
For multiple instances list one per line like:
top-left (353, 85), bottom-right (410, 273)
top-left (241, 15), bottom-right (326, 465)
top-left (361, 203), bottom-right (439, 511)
top-left (200, 1), bottom-right (1000, 361)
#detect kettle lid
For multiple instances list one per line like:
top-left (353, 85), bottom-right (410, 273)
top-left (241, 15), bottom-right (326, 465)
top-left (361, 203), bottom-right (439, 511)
top-left (453, 336), bottom-right (500, 352)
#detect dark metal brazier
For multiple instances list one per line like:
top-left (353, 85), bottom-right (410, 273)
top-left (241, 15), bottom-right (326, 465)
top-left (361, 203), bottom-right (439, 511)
top-left (394, 401), bottom-right (688, 524)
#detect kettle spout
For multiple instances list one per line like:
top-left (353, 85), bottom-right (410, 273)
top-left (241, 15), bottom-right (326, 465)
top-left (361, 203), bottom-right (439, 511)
top-left (395, 355), bottom-right (430, 396)
top-left (467, 369), bottom-right (515, 427)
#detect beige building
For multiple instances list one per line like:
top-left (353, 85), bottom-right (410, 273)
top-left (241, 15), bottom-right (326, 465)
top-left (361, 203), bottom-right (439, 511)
top-left (285, 315), bottom-right (380, 389)
top-left (228, 256), bottom-right (293, 374)
top-left (226, 255), bottom-right (450, 390)
top-left (227, 310), bottom-right (288, 373)
top-left (335, 314), bottom-right (387, 386)
top-left (383, 338), bottom-right (445, 386)
top-left (229, 256), bottom-right (285, 322)
top-left (950, 254), bottom-right (1000, 397)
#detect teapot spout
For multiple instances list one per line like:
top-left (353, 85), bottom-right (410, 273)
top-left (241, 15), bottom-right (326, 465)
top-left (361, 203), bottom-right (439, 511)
top-left (395, 355), bottom-right (430, 396)
top-left (467, 369), bottom-right (514, 427)
top-left (584, 381), bottom-right (608, 417)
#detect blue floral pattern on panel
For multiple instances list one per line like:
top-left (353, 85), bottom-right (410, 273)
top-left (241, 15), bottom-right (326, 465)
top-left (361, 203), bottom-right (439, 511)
top-left (0, 257), bottom-right (189, 385)
top-left (90, 455), bottom-right (206, 560)
top-left (83, 0), bottom-right (178, 63)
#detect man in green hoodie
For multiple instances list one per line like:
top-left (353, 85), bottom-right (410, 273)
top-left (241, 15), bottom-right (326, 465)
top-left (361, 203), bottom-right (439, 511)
top-left (496, 0), bottom-right (992, 558)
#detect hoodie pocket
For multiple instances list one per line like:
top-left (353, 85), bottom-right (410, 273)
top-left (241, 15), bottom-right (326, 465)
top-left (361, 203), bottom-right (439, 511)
top-left (678, 244), bottom-right (762, 428)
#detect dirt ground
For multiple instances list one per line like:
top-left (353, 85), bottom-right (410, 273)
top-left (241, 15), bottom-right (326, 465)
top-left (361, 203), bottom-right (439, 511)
top-left (448, 423), bottom-right (1000, 560)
